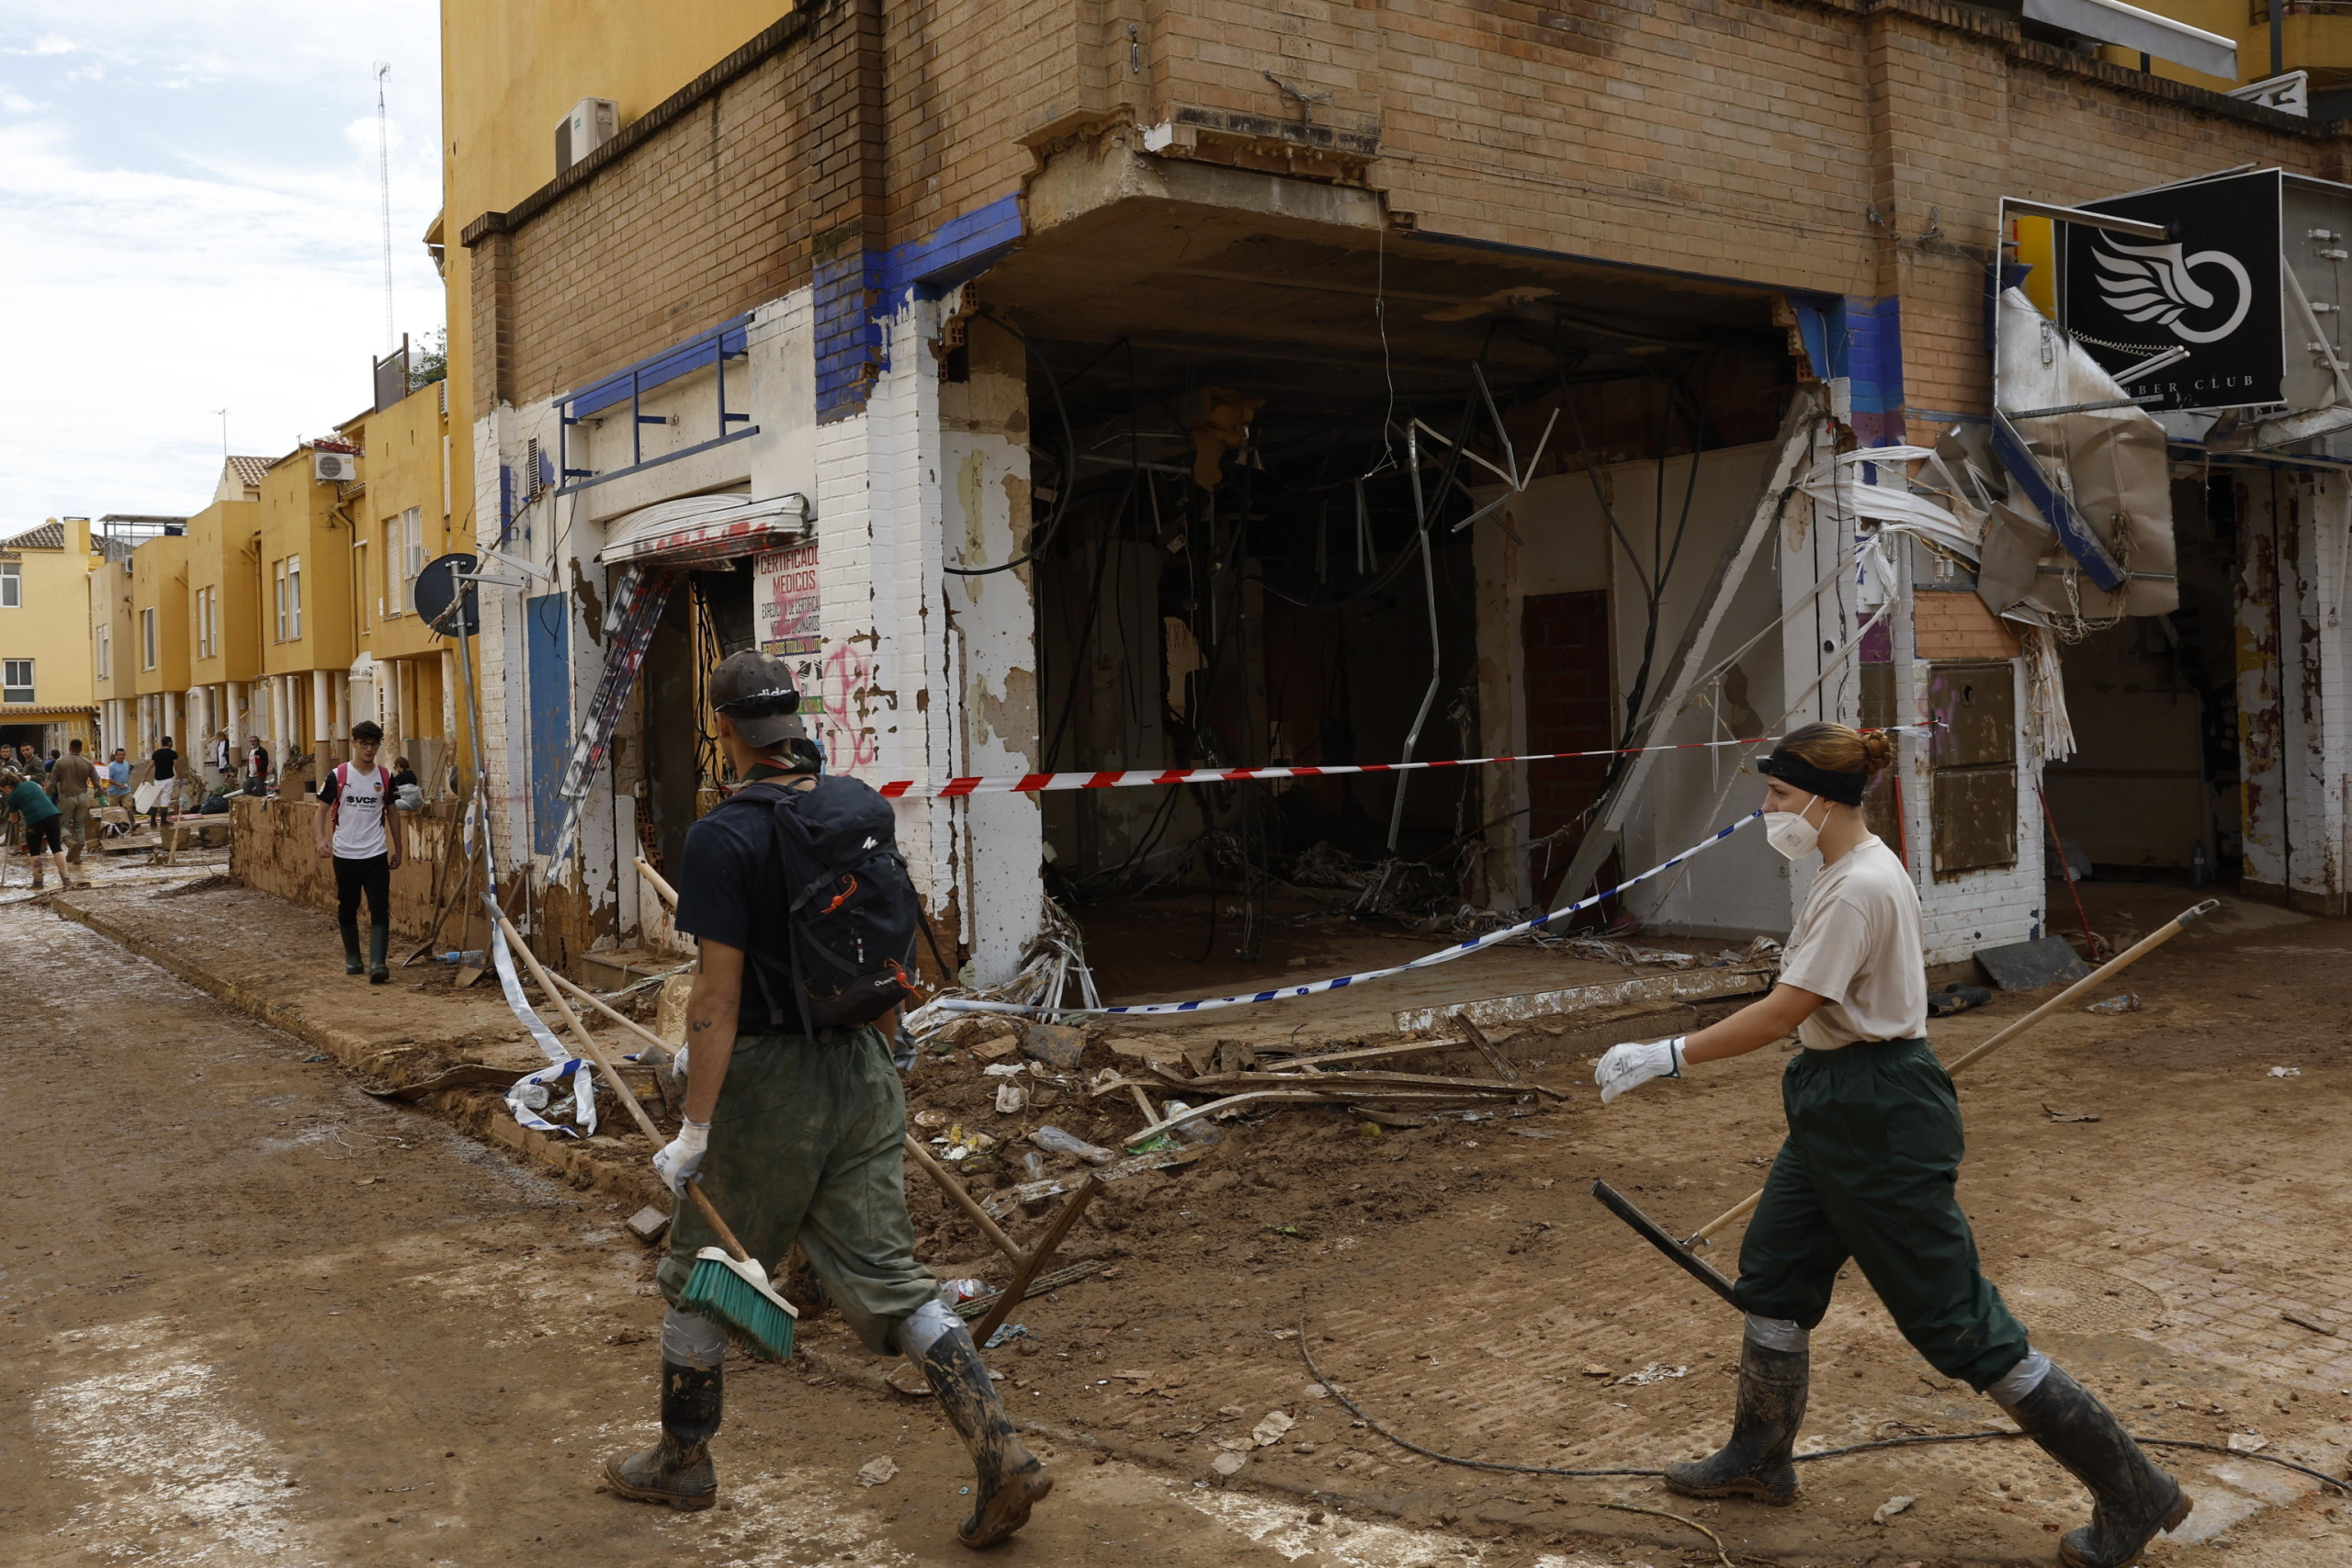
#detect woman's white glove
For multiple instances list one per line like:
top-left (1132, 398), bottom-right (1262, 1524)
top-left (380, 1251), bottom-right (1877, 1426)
top-left (1595, 1037), bottom-right (1686, 1104)
top-left (652, 1119), bottom-right (709, 1194)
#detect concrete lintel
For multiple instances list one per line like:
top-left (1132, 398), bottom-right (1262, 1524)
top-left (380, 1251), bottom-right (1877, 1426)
top-left (1024, 128), bottom-right (1384, 243)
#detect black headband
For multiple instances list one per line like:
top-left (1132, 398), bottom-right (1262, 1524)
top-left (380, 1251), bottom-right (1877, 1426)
top-left (1756, 748), bottom-right (1867, 807)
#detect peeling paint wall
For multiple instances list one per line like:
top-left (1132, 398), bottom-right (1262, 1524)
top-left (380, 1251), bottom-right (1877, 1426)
top-left (2233, 470), bottom-right (2351, 915)
top-left (938, 315), bottom-right (1045, 982)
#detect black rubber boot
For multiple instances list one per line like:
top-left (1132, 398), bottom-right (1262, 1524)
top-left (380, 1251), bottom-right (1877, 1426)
top-left (339, 915), bottom-right (364, 976)
top-left (910, 1319), bottom-right (1051, 1547)
top-left (368, 924), bottom-right (390, 985)
top-left (603, 1361), bottom-right (721, 1510)
top-left (2003, 1362), bottom-right (2189, 1567)
top-left (1665, 1337), bottom-right (1808, 1505)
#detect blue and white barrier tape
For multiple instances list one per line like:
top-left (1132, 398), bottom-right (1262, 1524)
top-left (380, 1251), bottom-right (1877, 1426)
top-left (939, 809), bottom-right (1764, 1018)
top-left (489, 908), bottom-right (599, 1138)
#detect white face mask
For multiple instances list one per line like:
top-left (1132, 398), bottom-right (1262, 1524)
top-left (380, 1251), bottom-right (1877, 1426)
top-left (1764, 794), bottom-right (1828, 861)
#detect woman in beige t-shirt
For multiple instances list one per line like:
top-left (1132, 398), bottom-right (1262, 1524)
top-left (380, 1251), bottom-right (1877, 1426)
top-left (1595, 723), bottom-right (2186, 1568)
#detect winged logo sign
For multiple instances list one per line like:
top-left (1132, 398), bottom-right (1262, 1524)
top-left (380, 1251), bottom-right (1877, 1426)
top-left (2059, 170), bottom-right (2283, 412)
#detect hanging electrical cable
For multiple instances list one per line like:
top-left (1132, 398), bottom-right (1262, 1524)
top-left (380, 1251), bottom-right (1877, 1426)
top-left (943, 308), bottom-right (1080, 578)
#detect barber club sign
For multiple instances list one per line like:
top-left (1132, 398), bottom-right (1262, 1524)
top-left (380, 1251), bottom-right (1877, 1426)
top-left (2059, 170), bottom-right (2284, 412)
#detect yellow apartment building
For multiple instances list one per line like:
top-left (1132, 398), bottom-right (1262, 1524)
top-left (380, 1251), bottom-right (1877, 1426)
top-left (89, 534), bottom-right (136, 761)
top-left (129, 527), bottom-right (193, 764)
top-left (175, 457), bottom-right (269, 783)
top-left (0, 517), bottom-right (100, 757)
top-left (253, 443), bottom-right (360, 777)
top-left (341, 376), bottom-right (467, 789)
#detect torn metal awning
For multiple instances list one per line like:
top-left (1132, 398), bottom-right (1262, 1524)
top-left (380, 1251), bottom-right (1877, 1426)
top-left (597, 491), bottom-right (812, 568)
top-left (2022, 0), bottom-right (2234, 78)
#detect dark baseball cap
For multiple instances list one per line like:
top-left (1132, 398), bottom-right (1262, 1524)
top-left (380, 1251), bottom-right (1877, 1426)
top-left (708, 649), bottom-right (808, 750)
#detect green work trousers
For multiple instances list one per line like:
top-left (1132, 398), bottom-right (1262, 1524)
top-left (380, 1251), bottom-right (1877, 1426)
top-left (657, 1024), bottom-right (936, 1355)
top-left (1731, 1037), bottom-right (2030, 1392)
top-left (58, 794), bottom-right (91, 859)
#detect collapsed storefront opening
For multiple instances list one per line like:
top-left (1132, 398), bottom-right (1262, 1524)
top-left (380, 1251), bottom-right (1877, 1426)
top-left (972, 210), bottom-right (1805, 961)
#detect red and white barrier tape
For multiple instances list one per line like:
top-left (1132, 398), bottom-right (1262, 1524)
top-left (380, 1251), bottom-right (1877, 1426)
top-left (873, 736), bottom-right (1782, 800)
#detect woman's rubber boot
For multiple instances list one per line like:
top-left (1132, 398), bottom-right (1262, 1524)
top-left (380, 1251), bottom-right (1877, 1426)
top-left (1665, 1334), bottom-right (1809, 1506)
top-left (1998, 1361), bottom-right (2188, 1567)
top-left (905, 1308), bottom-right (1051, 1547)
top-left (603, 1361), bottom-right (721, 1510)
top-left (368, 924), bottom-right (390, 985)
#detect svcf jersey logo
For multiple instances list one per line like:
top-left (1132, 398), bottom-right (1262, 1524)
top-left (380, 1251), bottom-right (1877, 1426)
top-left (2092, 235), bottom-right (2253, 345)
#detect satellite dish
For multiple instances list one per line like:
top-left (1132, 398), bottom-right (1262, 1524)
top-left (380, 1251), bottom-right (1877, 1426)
top-left (415, 552), bottom-right (481, 636)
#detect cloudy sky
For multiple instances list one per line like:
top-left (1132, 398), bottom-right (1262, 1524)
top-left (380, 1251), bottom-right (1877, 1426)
top-left (1, 1), bottom-right (444, 529)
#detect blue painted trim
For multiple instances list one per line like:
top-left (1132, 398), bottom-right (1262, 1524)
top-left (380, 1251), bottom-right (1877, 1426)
top-left (497, 464), bottom-right (514, 547)
top-left (566, 315), bottom-right (753, 418)
top-left (1845, 296), bottom-right (1904, 416)
top-left (552, 426), bottom-right (761, 497)
top-left (817, 194), bottom-right (1025, 423)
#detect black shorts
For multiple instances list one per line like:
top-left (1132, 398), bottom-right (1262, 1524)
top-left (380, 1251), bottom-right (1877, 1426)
top-left (20, 818), bottom-right (61, 853)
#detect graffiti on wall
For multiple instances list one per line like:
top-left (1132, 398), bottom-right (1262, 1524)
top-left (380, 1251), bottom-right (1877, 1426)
top-left (754, 543), bottom-right (881, 773)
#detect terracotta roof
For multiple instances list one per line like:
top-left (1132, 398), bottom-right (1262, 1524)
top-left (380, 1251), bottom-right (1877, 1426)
top-left (226, 455), bottom-right (270, 490)
top-left (0, 522), bottom-right (64, 550)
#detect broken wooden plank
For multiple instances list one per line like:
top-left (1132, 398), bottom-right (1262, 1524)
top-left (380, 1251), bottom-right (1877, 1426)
top-left (1135, 1066), bottom-right (1557, 1100)
top-left (1394, 964), bottom-right (1775, 1035)
top-left (1456, 1016), bottom-right (1523, 1083)
top-left (977, 1145), bottom-right (1210, 1223)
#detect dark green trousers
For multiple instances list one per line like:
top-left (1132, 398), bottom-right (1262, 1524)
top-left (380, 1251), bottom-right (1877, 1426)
top-left (657, 1025), bottom-right (937, 1355)
top-left (1731, 1037), bottom-right (2030, 1392)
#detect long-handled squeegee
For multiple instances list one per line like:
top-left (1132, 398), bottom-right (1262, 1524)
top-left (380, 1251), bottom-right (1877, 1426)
top-left (1592, 898), bottom-right (2217, 1299)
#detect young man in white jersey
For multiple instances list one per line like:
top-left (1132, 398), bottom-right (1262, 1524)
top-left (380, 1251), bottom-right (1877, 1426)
top-left (313, 719), bottom-right (403, 982)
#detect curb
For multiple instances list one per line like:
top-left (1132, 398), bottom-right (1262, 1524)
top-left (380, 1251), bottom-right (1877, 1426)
top-left (49, 891), bottom-right (672, 1214)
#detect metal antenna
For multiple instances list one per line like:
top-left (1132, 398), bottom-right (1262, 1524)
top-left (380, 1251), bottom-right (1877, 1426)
top-left (213, 408), bottom-right (229, 457)
top-left (375, 62), bottom-right (395, 354)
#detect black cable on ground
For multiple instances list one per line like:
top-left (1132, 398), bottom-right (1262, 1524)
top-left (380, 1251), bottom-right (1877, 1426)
top-left (1297, 1312), bottom-right (2352, 1495)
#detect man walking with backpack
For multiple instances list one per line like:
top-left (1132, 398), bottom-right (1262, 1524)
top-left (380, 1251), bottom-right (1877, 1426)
top-left (605, 649), bottom-right (1050, 1548)
top-left (313, 719), bottom-right (401, 982)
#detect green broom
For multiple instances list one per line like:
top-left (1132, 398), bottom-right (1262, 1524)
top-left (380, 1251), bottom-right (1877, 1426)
top-left (677, 1180), bottom-right (797, 1361)
top-left (484, 906), bottom-right (797, 1361)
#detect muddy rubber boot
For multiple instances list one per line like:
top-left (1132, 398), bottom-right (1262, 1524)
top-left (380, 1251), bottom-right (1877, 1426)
top-left (368, 924), bottom-right (390, 985)
top-left (339, 917), bottom-right (365, 976)
top-left (603, 1361), bottom-right (721, 1510)
top-left (910, 1316), bottom-right (1051, 1547)
top-left (2000, 1362), bottom-right (2188, 1567)
top-left (1665, 1337), bottom-right (1808, 1505)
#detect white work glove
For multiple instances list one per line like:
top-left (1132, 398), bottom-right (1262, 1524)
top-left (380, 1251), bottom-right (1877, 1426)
top-left (1595, 1037), bottom-right (1686, 1105)
top-left (668, 1042), bottom-right (690, 1083)
top-left (652, 1119), bottom-right (710, 1195)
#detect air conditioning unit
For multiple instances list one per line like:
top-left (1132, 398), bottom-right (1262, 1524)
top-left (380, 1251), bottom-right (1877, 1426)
top-left (314, 451), bottom-right (358, 483)
top-left (557, 96), bottom-right (619, 174)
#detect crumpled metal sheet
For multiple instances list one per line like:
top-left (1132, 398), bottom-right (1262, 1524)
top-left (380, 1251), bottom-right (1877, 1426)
top-left (1988, 288), bottom-right (2179, 621)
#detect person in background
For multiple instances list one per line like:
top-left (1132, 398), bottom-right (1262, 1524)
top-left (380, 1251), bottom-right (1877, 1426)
top-left (48, 739), bottom-right (98, 868)
top-left (388, 755), bottom-right (424, 812)
top-left (148, 735), bottom-right (179, 832)
top-left (212, 730), bottom-right (234, 787)
top-left (245, 735), bottom-right (272, 797)
top-left (2, 766), bottom-right (78, 890)
top-left (105, 749), bottom-right (130, 812)
top-left (314, 719), bottom-right (401, 982)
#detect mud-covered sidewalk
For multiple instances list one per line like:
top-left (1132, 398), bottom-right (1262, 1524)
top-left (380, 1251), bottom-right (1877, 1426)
top-left (18, 861), bottom-right (2352, 1565)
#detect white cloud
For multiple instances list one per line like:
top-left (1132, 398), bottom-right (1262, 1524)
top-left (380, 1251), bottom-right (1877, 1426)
top-left (0, 0), bottom-right (443, 524)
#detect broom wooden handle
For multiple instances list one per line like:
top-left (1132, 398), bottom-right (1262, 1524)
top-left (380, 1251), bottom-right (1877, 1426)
top-left (1686, 898), bottom-right (2218, 1245)
top-left (487, 901), bottom-right (763, 1268)
top-left (684, 1180), bottom-right (753, 1264)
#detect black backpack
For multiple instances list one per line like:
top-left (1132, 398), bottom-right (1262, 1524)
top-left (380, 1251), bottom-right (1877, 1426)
top-left (726, 775), bottom-right (922, 1033)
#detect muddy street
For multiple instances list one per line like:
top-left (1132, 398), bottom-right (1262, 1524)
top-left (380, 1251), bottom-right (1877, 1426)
top-left (0, 882), bottom-right (1563, 1568)
top-left (6, 861), bottom-right (2352, 1568)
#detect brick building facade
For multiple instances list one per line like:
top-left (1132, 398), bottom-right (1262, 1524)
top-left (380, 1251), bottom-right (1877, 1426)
top-left (449, 0), bottom-right (2352, 973)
